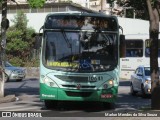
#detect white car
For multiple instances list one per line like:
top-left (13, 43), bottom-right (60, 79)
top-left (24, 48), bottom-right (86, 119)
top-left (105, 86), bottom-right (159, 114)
top-left (130, 65), bottom-right (151, 97)
top-left (5, 62), bottom-right (26, 82)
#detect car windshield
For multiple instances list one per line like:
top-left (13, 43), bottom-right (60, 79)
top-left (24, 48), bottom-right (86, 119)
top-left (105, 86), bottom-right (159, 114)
top-left (144, 67), bottom-right (160, 76)
top-left (5, 62), bottom-right (13, 67)
top-left (43, 31), bottom-right (118, 72)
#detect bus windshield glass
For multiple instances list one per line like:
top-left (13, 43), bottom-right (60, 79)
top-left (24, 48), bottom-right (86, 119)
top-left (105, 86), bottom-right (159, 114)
top-left (43, 14), bottom-right (118, 72)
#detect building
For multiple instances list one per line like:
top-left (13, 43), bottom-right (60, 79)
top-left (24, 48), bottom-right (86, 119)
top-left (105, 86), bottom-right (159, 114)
top-left (7, 0), bottom-right (118, 14)
top-left (0, 2), bottom-right (98, 33)
top-left (0, 0), bottom-right (153, 35)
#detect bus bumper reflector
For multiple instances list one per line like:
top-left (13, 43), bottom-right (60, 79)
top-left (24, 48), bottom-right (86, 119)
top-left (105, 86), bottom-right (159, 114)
top-left (101, 94), bottom-right (113, 98)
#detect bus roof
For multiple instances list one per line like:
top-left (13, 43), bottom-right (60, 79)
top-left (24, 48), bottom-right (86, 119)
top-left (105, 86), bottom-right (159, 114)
top-left (125, 34), bottom-right (160, 39)
top-left (45, 12), bottom-right (117, 19)
top-left (125, 34), bottom-right (149, 39)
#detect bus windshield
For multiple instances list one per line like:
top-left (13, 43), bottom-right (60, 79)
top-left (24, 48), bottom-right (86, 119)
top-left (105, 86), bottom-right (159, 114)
top-left (43, 14), bottom-right (118, 72)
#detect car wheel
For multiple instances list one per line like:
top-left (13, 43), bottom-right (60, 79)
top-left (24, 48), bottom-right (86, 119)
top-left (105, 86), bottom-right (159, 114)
top-left (141, 84), bottom-right (146, 98)
top-left (44, 100), bottom-right (57, 109)
top-left (130, 83), bottom-right (137, 96)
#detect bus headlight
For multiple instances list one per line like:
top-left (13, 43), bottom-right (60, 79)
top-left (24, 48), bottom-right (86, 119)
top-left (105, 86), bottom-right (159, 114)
top-left (99, 79), bottom-right (114, 89)
top-left (42, 77), bottom-right (59, 88)
top-left (108, 80), bottom-right (114, 86)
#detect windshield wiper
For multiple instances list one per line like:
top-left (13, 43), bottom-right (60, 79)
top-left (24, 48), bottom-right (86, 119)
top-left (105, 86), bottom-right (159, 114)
top-left (61, 30), bottom-right (74, 63)
top-left (61, 30), bottom-right (71, 48)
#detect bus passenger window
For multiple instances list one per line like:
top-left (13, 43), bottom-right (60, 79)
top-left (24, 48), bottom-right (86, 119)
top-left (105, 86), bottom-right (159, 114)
top-left (125, 40), bottom-right (143, 57)
top-left (145, 47), bottom-right (150, 57)
top-left (136, 49), bottom-right (142, 57)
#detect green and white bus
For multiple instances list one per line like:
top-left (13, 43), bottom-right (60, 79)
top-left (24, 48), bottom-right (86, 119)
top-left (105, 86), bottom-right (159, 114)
top-left (39, 12), bottom-right (125, 109)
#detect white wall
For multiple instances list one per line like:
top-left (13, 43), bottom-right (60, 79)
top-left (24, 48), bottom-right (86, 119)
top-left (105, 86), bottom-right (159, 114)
top-left (3, 13), bottom-right (49, 33)
top-left (118, 17), bottom-right (150, 35)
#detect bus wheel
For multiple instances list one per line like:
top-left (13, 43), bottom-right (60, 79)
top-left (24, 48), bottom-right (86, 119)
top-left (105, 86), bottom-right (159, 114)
top-left (103, 102), bottom-right (115, 109)
top-left (44, 100), bottom-right (57, 109)
top-left (16, 79), bottom-right (22, 82)
top-left (130, 83), bottom-right (137, 96)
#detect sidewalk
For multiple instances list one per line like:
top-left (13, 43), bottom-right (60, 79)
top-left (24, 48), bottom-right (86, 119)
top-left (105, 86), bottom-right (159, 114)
top-left (0, 93), bottom-right (16, 104)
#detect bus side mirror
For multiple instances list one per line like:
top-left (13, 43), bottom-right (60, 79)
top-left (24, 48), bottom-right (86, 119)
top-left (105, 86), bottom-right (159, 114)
top-left (120, 34), bottom-right (126, 58)
top-left (32, 33), bottom-right (42, 50)
top-left (33, 33), bottom-right (42, 49)
top-left (33, 26), bottom-right (44, 49)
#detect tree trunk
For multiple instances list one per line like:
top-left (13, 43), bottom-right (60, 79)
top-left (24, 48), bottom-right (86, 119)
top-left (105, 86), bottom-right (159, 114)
top-left (0, 0), bottom-right (7, 97)
top-left (146, 0), bottom-right (160, 110)
top-left (150, 30), bottom-right (160, 110)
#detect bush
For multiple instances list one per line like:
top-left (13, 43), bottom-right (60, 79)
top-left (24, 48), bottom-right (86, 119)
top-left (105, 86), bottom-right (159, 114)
top-left (24, 59), bottom-right (40, 67)
top-left (9, 57), bottom-right (24, 67)
top-left (8, 56), bottom-right (39, 67)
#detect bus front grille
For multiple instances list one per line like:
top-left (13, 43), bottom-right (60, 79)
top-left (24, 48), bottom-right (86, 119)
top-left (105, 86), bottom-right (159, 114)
top-left (65, 91), bottom-right (92, 97)
top-left (62, 85), bottom-right (96, 89)
top-left (55, 75), bottom-right (96, 83)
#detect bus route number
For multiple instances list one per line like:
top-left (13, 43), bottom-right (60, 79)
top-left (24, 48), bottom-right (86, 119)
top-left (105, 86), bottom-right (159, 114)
top-left (88, 76), bottom-right (103, 82)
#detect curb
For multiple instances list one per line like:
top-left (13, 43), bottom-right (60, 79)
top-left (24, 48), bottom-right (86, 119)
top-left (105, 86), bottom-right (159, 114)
top-left (0, 95), bottom-right (16, 104)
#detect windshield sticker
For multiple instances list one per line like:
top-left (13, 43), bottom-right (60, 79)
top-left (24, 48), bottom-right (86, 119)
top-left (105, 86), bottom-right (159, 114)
top-left (91, 60), bottom-right (100, 64)
top-left (79, 59), bottom-right (92, 70)
top-left (47, 61), bottom-right (78, 67)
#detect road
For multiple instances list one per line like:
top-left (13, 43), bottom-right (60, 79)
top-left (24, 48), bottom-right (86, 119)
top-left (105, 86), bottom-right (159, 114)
top-left (0, 78), bottom-right (151, 117)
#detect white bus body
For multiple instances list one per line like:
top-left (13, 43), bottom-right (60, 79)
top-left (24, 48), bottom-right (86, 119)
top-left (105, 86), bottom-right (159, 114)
top-left (120, 34), bottom-right (160, 79)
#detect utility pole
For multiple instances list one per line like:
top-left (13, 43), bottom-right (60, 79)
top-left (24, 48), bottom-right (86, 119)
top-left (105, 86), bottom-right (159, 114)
top-left (0, 0), bottom-right (8, 97)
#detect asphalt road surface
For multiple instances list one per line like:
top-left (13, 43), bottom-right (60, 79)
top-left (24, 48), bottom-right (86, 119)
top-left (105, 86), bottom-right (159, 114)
top-left (0, 78), bottom-right (151, 117)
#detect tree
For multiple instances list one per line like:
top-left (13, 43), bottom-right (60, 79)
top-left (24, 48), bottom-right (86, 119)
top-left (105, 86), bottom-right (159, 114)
top-left (0, 0), bottom-right (45, 97)
top-left (27, 0), bottom-right (45, 8)
top-left (0, 0), bottom-right (8, 98)
top-left (6, 11), bottom-right (35, 66)
top-left (118, 0), bottom-right (160, 110)
top-left (122, 0), bottom-right (149, 20)
top-left (146, 0), bottom-right (160, 110)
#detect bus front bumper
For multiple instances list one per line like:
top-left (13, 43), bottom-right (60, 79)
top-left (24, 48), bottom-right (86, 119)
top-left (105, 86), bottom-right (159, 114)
top-left (40, 83), bottom-right (118, 103)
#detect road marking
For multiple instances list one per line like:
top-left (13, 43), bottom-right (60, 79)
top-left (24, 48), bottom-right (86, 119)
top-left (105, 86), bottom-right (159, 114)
top-left (8, 106), bottom-right (41, 111)
top-left (0, 106), bottom-right (23, 110)
top-left (0, 105), bottom-right (41, 111)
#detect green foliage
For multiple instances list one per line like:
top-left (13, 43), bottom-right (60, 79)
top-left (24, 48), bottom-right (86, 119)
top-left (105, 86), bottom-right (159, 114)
top-left (6, 11), bottom-right (36, 67)
top-left (118, 0), bottom-right (159, 20)
top-left (114, 0), bottom-right (148, 20)
top-left (11, 11), bottom-right (28, 30)
top-left (28, 0), bottom-right (45, 8)
top-left (24, 58), bottom-right (40, 67)
top-left (8, 56), bottom-right (24, 66)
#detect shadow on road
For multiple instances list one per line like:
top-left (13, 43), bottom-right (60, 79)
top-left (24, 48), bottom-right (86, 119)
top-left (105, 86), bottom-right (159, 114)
top-left (41, 101), bottom-right (115, 112)
top-left (4, 78), bottom-right (151, 113)
top-left (117, 80), bottom-right (151, 110)
top-left (119, 80), bottom-right (130, 86)
top-left (5, 78), bottom-right (39, 96)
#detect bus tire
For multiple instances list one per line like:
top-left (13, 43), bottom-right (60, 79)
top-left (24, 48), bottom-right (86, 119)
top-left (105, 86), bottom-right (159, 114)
top-left (103, 102), bottom-right (115, 109)
top-left (130, 83), bottom-right (137, 96)
top-left (16, 79), bottom-right (22, 82)
top-left (44, 100), bottom-right (57, 109)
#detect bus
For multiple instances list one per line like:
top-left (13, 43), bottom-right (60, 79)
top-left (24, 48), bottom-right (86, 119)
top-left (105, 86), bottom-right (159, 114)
top-left (120, 34), bottom-right (160, 80)
top-left (38, 12), bottom-right (125, 109)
